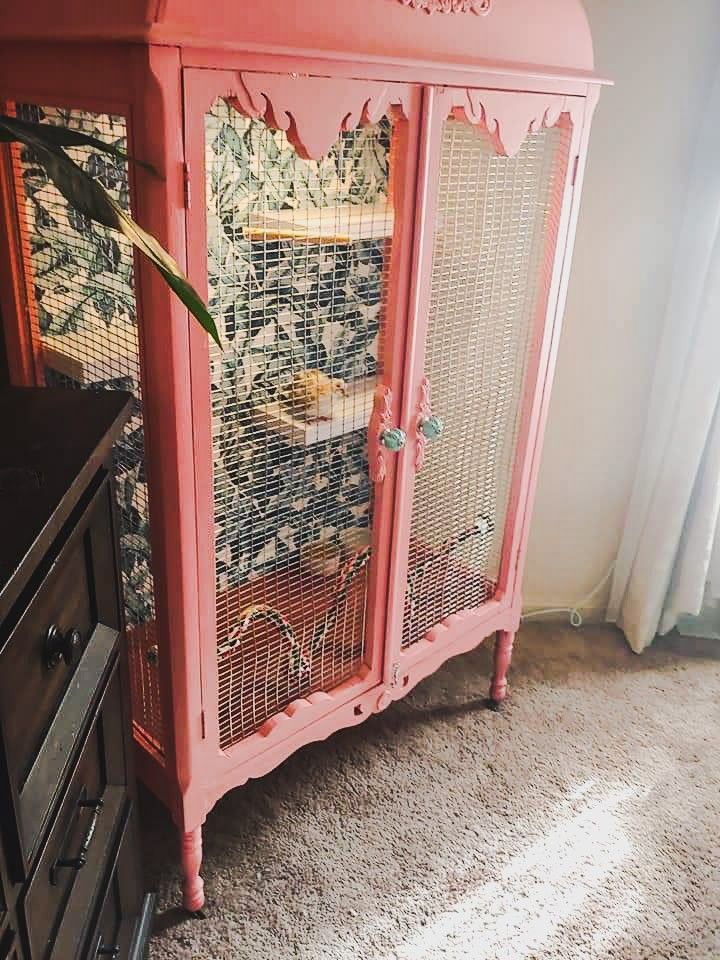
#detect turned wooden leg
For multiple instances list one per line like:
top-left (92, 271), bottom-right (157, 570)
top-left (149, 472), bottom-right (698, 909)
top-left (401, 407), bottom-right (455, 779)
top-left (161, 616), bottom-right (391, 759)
top-left (490, 629), bottom-right (515, 705)
top-left (181, 826), bottom-right (205, 913)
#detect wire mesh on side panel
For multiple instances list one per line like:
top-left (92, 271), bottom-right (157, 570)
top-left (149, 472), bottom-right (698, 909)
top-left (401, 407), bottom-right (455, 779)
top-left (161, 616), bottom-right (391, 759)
top-left (205, 99), bottom-right (394, 749)
top-left (402, 118), bottom-right (572, 649)
top-left (12, 104), bottom-right (165, 753)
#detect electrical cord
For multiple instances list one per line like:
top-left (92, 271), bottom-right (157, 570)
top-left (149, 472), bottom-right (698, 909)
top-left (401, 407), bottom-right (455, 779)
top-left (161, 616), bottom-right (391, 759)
top-left (521, 563), bottom-right (616, 628)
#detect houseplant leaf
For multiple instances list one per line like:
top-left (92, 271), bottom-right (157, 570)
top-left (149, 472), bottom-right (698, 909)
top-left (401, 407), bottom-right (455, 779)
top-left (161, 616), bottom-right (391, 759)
top-left (114, 204), bottom-right (221, 345)
top-left (0, 116), bottom-right (220, 344)
top-left (0, 114), bottom-right (157, 176)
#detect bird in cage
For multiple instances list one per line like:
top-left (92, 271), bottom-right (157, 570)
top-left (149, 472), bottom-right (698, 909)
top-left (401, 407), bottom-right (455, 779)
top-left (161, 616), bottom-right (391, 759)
top-left (338, 525), bottom-right (371, 559)
top-left (279, 369), bottom-right (348, 421)
top-left (299, 539), bottom-right (343, 580)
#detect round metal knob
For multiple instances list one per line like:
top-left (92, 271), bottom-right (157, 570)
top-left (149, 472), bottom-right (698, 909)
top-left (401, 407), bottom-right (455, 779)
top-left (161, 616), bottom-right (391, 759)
top-left (419, 415), bottom-right (444, 441)
top-left (380, 428), bottom-right (406, 451)
top-left (96, 946), bottom-right (120, 959)
top-left (44, 625), bottom-right (82, 670)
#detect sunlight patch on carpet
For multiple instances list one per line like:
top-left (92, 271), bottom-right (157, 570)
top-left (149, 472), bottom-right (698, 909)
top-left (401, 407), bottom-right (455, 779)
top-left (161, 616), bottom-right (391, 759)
top-left (383, 783), bottom-right (637, 960)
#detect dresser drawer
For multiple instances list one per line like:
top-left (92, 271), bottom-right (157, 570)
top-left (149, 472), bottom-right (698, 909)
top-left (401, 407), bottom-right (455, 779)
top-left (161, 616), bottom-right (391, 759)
top-left (22, 665), bottom-right (129, 960)
top-left (0, 478), bottom-right (122, 867)
top-left (17, 625), bottom-right (119, 869)
top-left (0, 389), bottom-right (150, 960)
top-left (83, 808), bottom-right (145, 960)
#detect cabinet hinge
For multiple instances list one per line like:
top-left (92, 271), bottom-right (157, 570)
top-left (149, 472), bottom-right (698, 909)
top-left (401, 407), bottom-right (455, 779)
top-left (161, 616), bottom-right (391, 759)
top-left (390, 662), bottom-right (400, 687)
top-left (183, 161), bottom-right (191, 209)
top-left (200, 710), bottom-right (206, 739)
top-left (571, 154), bottom-right (581, 187)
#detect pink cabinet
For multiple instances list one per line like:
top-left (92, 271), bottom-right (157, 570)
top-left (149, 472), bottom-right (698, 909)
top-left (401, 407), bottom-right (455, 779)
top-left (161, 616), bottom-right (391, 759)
top-left (0, 0), bottom-right (606, 911)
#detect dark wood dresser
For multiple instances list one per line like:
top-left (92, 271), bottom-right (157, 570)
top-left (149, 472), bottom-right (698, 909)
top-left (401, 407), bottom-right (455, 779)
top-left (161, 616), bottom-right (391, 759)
top-left (0, 388), bottom-right (154, 959)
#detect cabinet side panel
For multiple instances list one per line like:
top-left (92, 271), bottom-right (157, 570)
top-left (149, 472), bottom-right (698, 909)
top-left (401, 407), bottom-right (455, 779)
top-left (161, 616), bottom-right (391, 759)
top-left (8, 103), bottom-right (166, 755)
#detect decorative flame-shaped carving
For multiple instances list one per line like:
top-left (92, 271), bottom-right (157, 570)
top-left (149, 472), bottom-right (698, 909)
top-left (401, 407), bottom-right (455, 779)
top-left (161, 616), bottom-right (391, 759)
top-left (237, 73), bottom-right (410, 160)
top-left (463, 90), bottom-right (582, 158)
top-left (397, 0), bottom-right (491, 14)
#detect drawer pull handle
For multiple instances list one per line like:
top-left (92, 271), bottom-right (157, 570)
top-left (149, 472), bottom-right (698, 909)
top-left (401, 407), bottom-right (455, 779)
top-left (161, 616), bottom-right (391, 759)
top-left (96, 943), bottom-right (120, 958)
top-left (50, 797), bottom-right (103, 884)
top-left (44, 623), bottom-right (82, 670)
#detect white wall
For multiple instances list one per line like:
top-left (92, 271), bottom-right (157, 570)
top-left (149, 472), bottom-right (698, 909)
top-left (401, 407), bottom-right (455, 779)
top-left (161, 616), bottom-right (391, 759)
top-left (523, 0), bottom-right (720, 618)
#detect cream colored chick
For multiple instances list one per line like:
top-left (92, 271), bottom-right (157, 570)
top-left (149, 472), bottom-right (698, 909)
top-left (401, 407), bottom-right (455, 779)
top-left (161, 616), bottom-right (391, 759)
top-left (280, 369), bottom-right (347, 421)
top-left (300, 540), bottom-right (342, 579)
top-left (338, 526), bottom-right (371, 559)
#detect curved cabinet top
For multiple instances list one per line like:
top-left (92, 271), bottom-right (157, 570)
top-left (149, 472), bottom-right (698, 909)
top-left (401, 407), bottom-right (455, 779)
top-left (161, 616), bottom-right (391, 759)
top-left (0, 0), bottom-right (601, 81)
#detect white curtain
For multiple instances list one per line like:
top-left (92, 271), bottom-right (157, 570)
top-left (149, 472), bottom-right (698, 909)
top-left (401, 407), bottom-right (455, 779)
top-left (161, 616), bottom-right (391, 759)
top-left (607, 68), bottom-right (720, 653)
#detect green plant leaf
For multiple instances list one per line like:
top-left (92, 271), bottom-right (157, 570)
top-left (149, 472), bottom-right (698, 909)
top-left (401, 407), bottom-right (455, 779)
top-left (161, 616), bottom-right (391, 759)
top-left (0, 114), bottom-right (158, 176)
top-left (0, 118), bottom-right (220, 345)
top-left (114, 204), bottom-right (220, 345)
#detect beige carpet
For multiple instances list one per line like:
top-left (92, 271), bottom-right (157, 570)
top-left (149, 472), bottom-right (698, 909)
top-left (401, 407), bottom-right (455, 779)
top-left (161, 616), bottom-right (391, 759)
top-left (141, 624), bottom-right (720, 959)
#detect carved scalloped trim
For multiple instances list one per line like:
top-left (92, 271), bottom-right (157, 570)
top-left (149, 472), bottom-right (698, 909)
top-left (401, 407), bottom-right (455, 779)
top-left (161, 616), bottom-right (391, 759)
top-left (234, 73), bottom-right (410, 160)
top-left (462, 90), bottom-right (582, 157)
top-left (415, 376), bottom-right (432, 472)
top-left (398, 0), bottom-right (491, 14)
top-left (368, 384), bottom-right (394, 483)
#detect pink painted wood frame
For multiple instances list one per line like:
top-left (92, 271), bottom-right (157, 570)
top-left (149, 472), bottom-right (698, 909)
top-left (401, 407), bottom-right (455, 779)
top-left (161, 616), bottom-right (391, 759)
top-left (0, 0), bottom-right (604, 85)
top-left (124, 45), bottom-right (208, 832)
top-left (181, 67), bottom-right (421, 801)
top-left (383, 85), bottom-right (589, 685)
top-left (181, 46), bottom-right (609, 99)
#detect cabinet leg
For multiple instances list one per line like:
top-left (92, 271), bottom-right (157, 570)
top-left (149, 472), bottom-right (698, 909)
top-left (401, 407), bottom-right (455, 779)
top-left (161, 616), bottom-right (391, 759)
top-left (489, 629), bottom-right (515, 706)
top-left (181, 826), bottom-right (205, 913)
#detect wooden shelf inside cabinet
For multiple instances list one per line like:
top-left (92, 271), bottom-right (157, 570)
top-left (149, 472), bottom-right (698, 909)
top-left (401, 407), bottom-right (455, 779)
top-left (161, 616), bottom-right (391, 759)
top-left (250, 377), bottom-right (376, 446)
top-left (41, 322), bottom-right (140, 386)
top-left (243, 203), bottom-right (394, 243)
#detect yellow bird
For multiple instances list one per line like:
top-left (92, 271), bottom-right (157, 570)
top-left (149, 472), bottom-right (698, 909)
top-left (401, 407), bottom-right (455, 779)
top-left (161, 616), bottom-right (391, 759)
top-left (279, 369), bottom-right (347, 421)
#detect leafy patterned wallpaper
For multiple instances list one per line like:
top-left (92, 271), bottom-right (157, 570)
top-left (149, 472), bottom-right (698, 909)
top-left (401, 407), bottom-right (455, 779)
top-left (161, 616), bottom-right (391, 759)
top-left (205, 101), bottom-right (392, 593)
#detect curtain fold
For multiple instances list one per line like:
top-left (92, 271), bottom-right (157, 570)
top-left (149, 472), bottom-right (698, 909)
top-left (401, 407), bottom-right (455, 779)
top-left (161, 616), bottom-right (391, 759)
top-left (607, 68), bottom-right (720, 653)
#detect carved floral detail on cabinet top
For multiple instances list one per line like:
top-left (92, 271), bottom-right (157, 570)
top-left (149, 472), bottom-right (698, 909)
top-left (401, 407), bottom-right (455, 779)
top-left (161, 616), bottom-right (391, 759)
top-left (397, 0), bottom-right (491, 14)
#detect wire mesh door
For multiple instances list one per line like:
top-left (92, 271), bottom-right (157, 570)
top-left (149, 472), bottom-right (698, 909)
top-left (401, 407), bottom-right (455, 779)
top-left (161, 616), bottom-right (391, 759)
top-left (400, 102), bottom-right (574, 651)
top-left (5, 103), bottom-right (165, 752)
top-left (202, 93), bottom-right (404, 749)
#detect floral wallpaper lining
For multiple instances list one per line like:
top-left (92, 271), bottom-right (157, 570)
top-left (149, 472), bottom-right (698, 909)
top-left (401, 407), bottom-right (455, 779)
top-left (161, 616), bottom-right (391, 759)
top-left (205, 100), bottom-right (392, 594)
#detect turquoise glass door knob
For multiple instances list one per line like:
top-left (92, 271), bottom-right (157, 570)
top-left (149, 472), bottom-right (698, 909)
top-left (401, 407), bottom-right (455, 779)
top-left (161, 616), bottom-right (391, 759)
top-left (419, 415), bottom-right (444, 440)
top-left (380, 428), bottom-right (407, 451)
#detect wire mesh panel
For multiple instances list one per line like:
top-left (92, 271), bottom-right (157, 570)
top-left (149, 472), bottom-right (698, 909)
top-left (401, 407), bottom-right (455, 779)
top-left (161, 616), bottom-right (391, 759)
top-left (205, 98), bottom-right (395, 748)
top-left (10, 104), bottom-right (165, 752)
top-left (402, 116), bottom-right (572, 649)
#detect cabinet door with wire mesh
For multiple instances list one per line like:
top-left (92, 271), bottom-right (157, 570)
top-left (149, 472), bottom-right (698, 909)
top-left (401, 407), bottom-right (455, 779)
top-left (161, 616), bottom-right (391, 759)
top-left (199, 79), bottom-right (414, 750)
top-left (398, 91), bottom-right (578, 651)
